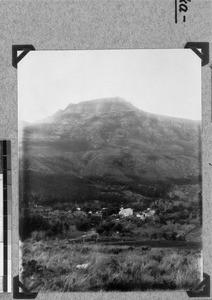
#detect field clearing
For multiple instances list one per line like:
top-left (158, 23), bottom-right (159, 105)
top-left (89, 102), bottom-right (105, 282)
top-left (21, 238), bottom-right (202, 292)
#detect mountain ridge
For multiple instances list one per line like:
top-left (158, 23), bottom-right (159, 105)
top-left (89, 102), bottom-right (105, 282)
top-left (33, 97), bottom-right (201, 125)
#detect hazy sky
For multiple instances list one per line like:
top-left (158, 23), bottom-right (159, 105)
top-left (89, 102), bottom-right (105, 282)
top-left (18, 49), bottom-right (201, 122)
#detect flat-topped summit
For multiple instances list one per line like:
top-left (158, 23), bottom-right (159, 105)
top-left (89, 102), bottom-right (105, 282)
top-left (40, 97), bottom-right (138, 123)
top-left (39, 97), bottom-right (199, 125)
top-left (60, 97), bottom-right (138, 115)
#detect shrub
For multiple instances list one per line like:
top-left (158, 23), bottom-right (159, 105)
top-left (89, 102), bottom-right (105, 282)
top-left (19, 212), bottom-right (51, 241)
top-left (31, 231), bottom-right (47, 241)
top-left (76, 219), bottom-right (92, 231)
top-left (97, 221), bottom-right (115, 235)
top-left (90, 215), bottom-right (102, 226)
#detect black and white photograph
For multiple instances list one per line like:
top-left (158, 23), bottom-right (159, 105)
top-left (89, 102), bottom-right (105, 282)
top-left (18, 49), bottom-right (202, 292)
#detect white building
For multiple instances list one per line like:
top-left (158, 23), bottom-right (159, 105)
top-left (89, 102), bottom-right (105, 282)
top-left (119, 207), bottom-right (133, 217)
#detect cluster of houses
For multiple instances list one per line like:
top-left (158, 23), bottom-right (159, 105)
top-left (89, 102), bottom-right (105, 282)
top-left (32, 204), bottom-right (156, 222)
top-left (118, 206), bottom-right (155, 220)
top-left (135, 208), bottom-right (156, 220)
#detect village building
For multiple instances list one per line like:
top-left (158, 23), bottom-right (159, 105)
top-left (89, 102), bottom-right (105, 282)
top-left (143, 208), bottom-right (155, 218)
top-left (119, 207), bottom-right (133, 218)
top-left (73, 210), bottom-right (87, 218)
top-left (136, 213), bottom-right (145, 220)
top-left (94, 211), bottom-right (103, 218)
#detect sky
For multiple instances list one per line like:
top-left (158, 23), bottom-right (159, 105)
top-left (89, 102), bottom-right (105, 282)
top-left (18, 49), bottom-right (201, 123)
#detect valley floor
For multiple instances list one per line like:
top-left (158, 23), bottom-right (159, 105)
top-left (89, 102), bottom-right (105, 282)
top-left (21, 238), bottom-right (202, 292)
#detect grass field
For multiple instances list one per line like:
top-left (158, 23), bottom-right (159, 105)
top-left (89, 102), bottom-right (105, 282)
top-left (21, 238), bottom-right (202, 292)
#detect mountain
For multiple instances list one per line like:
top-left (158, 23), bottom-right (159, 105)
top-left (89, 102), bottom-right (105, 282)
top-left (19, 97), bottom-right (201, 200)
top-left (41, 97), bottom-right (137, 123)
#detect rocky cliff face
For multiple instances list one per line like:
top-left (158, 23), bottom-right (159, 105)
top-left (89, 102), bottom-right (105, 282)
top-left (19, 98), bottom-right (201, 198)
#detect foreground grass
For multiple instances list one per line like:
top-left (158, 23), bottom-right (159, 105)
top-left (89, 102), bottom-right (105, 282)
top-left (21, 238), bottom-right (202, 292)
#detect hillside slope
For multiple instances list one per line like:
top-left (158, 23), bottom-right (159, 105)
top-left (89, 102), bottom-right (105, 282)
top-left (19, 97), bottom-right (201, 199)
